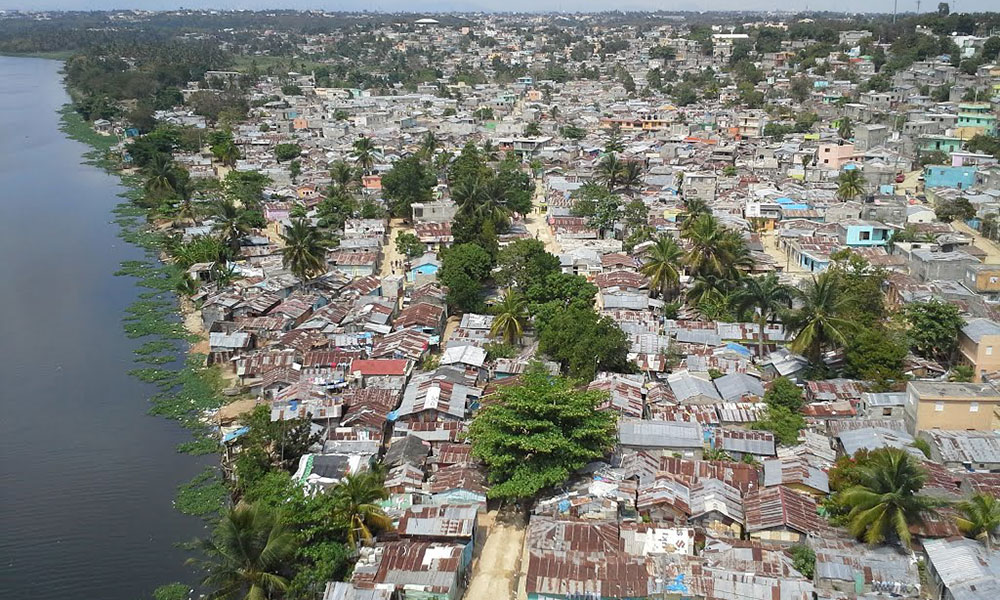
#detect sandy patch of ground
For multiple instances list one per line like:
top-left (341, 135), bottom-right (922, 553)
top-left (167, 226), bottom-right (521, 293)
top-left (464, 511), bottom-right (527, 600)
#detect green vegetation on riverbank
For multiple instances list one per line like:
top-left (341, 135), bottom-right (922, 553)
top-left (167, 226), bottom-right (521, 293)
top-left (59, 105), bottom-right (230, 530)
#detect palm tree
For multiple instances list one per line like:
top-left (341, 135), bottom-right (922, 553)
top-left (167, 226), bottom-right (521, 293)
top-left (280, 218), bottom-right (328, 283)
top-left (839, 448), bottom-right (936, 548)
top-left (144, 154), bottom-right (178, 196)
top-left (687, 273), bottom-right (732, 309)
top-left (732, 273), bottom-right (796, 357)
top-left (682, 214), bottom-right (749, 279)
top-left (837, 169), bottom-right (866, 201)
top-left (784, 272), bottom-right (856, 364)
top-left (481, 140), bottom-right (499, 162)
top-left (452, 176), bottom-right (512, 230)
top-left (213, 199), bottom-right (251, 256)
top-left (329, 472), bottom-right (392, 548)
top-left (420, 131), bottom-right (438, 158)
top-left (596, 153), bottom-right (624, 191)
top-left (640, 234), bottom-right (684, 299)
top-left (213, 139), bottom-right (241, 167)
top-left (957, 493), bottom-right (1000, 549)
top-left (490, 289), bottom-right (529, 345)
top-left (619, 161), bottom-right (644, 195)
top-left (525, 122), bottom-right (542, 137)
top-left (837, 117), bottom-right (854, 141)
top-left (330, 160), bottom-right (360, 192)
top-left (189, 502), bottom-right (298, 600)
top-left (800, 153), bottom-right (814, 180)
top-left (351, 137), bottom-right (377, 174)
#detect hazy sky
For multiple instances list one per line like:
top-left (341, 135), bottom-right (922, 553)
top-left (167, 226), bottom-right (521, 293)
top-left (2, 0), bottom-right (998, 13)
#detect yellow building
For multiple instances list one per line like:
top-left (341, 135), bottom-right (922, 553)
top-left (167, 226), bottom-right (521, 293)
top-left (958, 318), bottom-right (1000, 381)
top-left (904, 381), bottom-right (1000, 434)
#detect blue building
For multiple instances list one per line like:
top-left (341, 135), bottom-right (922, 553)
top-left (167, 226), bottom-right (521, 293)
top-left (924, 165), bottom-right (977, 190)
top-left (837, 219), bottom-right (891, 247)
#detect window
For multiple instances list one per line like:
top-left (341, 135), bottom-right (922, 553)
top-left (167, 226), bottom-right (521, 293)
top-left (883, 408), bottom-right (893, 416)
top-left (971, 402), bottom-right (979, 412)
top-left (988, 347), bottom-right (993, 356)
top-left (935, 402), bottom-right (944, 412)
top-left (859, 231), bottom-right (871, 241)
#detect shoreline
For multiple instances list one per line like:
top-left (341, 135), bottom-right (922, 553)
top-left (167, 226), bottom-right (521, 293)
top-left (58, 100), bottom-right (230, 593)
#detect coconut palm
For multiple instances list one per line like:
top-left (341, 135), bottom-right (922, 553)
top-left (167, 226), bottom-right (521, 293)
top-left (279, 218), bottom-right (328, 283)
top-left (640, 234), bottom-right (684, 299)
top-left (687, 273), bottom-right (733, 310)
top-left (329, 471), bottom-right (392, 548)
top-left (213, 139), bottom-right (241, 167)
top-left (679, 197), bottom-right (711, 233)
top-left (839, 448), bottom-right (936, 548)
top-left (732, 273), bottom-right (796, 357)
top-left (784, 272), bottom-right (857, 364)
top-left (330, 160), bottom-right (359, 192)
top-left (452, 175), bottom-right (512, 230)
top-left (837, 169), bottom-right (866, 201)
top-left (144, 154), bottom-right (178, 196)
top-left (682, 214), bottom-right (749, 279)
top-left (213, 199), bottom-right (251, 256)
top-left (596, 153), bottom-right (624, 191)
top-left (481, 140), bottom-right (499, 162)
top-left (489, 289), bottom-right (529, 345)
top-left (957, 493), bottom-right (1000, 549)
top-left (351, 137), bottom-right (377, 174)
top-left (188, 502), bottom-right (298, 600)
top-left (619, 161), bottom-right (644, 195)
top-left (837, 117), bottom-right (854, 140)
top-left (420, 131), bottom-right (438, 158)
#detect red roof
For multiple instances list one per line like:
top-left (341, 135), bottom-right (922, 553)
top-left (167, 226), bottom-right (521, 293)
top-left (350, 359), bottom-right (410, 376)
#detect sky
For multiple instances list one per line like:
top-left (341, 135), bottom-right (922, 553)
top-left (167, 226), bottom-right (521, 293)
top-left (2, 0), bottom-right (998, 13)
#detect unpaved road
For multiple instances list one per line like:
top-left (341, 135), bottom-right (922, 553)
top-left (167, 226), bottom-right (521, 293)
top-left (464, 513), bottom-right (526, 600)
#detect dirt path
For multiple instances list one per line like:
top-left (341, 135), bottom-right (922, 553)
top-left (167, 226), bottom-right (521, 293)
top-left (524, 179), bottom-right (560, 254)
top-left (952, 221), bottom-right (1000, 264)
top-left (381, 217), bottom-right (409, 278)
top-left (465, 512), bottom-right (526, 600)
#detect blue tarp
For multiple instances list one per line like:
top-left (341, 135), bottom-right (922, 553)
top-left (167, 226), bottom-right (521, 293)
top-left (223, 426), bottom-right (249, 443)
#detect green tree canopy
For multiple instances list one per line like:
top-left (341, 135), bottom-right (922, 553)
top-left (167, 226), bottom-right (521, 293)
top-left (903, 300), bottom-right (965, 362)
top-left (439, 243), bottom-right (493, 312)
top-left (538, 306), bottom-right (631, 381)
top-left (494, 238), bottom-right (560, 289)
top-left (468, 369), bottom-right (618, 501)
top-left (381, 155), bottom-right (437, 218)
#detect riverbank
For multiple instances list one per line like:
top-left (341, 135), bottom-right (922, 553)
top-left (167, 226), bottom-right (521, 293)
top-left (60, 103), bottom-right (230, 536)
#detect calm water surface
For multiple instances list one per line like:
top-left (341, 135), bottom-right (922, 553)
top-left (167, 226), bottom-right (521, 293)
top-left (0, 56), bottom-right (209, 599)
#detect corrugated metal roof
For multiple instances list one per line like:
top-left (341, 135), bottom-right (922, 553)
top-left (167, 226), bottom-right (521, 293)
top-left (619, 418), bottom-right (703, 449)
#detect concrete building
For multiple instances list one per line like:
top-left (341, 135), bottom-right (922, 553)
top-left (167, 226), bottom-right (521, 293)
top-left (904, 381), bottom-right (1000, 434)
top-left (958, 318), bottom-right (1000, 381)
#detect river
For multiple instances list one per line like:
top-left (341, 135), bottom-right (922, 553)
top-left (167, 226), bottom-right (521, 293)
top-left (0, 57), bottom-right (209, 599)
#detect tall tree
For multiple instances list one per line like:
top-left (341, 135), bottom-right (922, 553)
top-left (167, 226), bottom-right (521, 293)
top-left (381, 155), bottom-right (436, 218)
top-left (732, 273), bottom-right (796, 357)
top-left (903, 300), bottom-right (965, 362)
top-left (189, 502), bottom-right (298, 600)
top-left (490, 289), bottom-right (529, 345)
top-left (351, 136), bottom-right (377, 174)
top-left (640, 234), bottom-right (684, 299)
top-left (279, 218), bottom-right (328, 283)
top-left (683, 213), bottom-right (749, 279)
top-left (839, 448), bottom-right (936, 548)
top-left (329, 471), bottom-right (392, 548)
top-left (956, 493), bottom-right (1000, 550)
top-left (837, 168), bottom-right (866, 201)
top-left (213, 199), bottom-right (251, 256)
top-left (784, 272), bottom-right (856, 363)
top-left (468, 369), bottom-right (618, 502)
top-left (596, 153), bottom-right (624, 191)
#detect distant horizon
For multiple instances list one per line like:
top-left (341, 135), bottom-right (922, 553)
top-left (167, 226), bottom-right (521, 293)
top-left (1, 2), bottom-right (998, 16)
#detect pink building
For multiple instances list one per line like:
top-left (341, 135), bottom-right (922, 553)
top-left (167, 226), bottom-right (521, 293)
top-left (817, 142), bottom-right (862, 170)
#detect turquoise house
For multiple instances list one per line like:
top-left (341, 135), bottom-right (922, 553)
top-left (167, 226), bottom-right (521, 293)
top-left (837, 219), bottom-right (891, 247)
top-left (924, 165), bottom-right (977, 190)
top-left (920, 135), bottom-right (964, 155)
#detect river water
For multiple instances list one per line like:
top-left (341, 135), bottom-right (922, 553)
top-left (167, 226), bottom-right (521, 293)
top-left (0, 57), bottom-right (209, 599)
